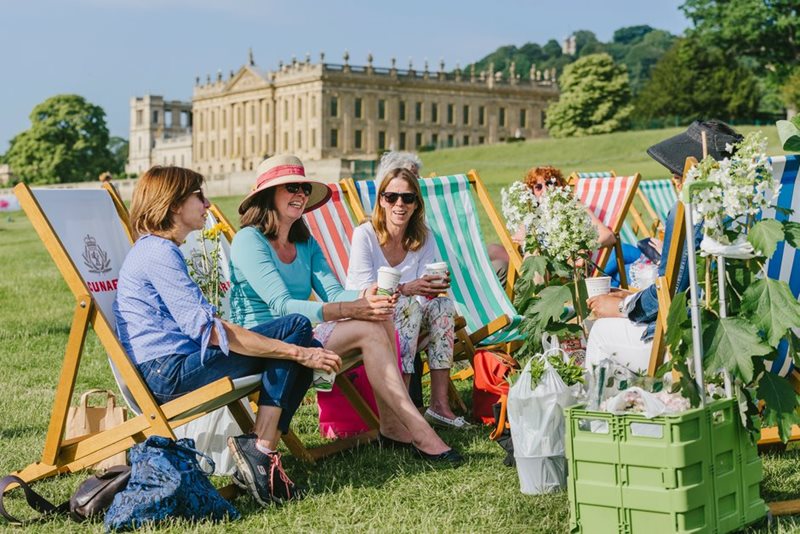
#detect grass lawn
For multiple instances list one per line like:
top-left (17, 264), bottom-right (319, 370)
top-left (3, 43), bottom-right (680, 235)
top-left (1, 125), bottom-right (798, 532)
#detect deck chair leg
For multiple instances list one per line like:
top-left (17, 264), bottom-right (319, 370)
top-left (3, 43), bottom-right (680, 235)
top-left (281, 429), bottom-right (316, 464)
top-left (614, 237), bottom-right (628, 289)
top-left (226, 398), bottom-right (255, 434)
top-left (41, 296), bottom-right (92, 466)
top-left (447, 377), bottom-right (467, 413)
top-left (335, 373), bottom-right (379, 430)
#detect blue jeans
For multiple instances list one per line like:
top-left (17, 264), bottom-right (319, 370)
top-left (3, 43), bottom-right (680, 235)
top-left (138, 313), bottom-right (316, 434)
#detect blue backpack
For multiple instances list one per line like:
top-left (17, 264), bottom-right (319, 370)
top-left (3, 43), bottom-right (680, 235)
top-left (105, 435), bottom-right (239, 531)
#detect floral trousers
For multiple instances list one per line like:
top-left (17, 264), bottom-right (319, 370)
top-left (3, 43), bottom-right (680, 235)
top-left (394, 295), bottom-right (455, 374)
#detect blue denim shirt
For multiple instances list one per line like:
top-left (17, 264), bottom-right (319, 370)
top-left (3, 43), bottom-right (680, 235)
top-left (627, 204), bottom-right (703, 341)
top-left (114, 235), bottom-right (229, 365)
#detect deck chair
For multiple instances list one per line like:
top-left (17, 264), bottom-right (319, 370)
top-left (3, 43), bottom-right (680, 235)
top-left (573, 174), bottom-right (641, 287)
top-left (348, 170), bottom-right (524, 298)
top-left (8, 184), bottom-right (262, 488)
top-left (637, 178), bottom-right (678, 234)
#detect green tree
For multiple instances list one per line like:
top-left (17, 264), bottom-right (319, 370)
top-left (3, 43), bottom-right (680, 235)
top-left (612, 25), bottom-right (655, 46)
top-left (2, 94), bottom-right (114, 184)
top-left (545, 53), bottom-right (633, 138)
top-left (108, 136), bottom-right (129, 176)
top-left (634, 39), bottom-right (761, 122)
top-left (681, 0), bottom-right (799, 86)
top-left (781, 67), bottom-right (800, 112)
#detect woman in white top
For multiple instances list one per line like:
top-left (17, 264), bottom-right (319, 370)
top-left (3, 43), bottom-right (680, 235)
top-left (347, 167), bottom-right (466, 429)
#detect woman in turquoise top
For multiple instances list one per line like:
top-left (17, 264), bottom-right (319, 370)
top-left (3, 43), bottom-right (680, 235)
top-left (230, 155), bottom-right (461, 463)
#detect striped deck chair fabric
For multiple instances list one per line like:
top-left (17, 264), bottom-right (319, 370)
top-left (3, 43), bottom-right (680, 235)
top-left (639, 178), bottom-right (678, 226)
top-left (574, 175), bottom-right (640, 268)
top-left (761, 155), bottom-right (800, 377)
top-left (575, 171), bottom-right (638, 246)
top-left (303, 183), bottom-right (358, 283)
top-left (419, 174), bottom-right (523, 345)
top-left (354, 179), bottom-right (378, 218)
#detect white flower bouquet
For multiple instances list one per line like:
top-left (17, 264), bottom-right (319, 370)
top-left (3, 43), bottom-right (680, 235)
top-left (527, 185), bottom-right (599, 263)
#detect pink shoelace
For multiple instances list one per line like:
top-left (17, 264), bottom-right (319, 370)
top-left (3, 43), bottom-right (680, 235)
top-left (268, 452), bottom-right (293, 496)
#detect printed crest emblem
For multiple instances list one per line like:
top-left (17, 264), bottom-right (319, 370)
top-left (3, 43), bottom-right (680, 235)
top-left (82, 234), bottom-right (112, 274)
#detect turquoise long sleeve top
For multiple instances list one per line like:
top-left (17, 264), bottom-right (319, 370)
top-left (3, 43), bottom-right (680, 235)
top-left (229, 226), bottom-right (357, 328)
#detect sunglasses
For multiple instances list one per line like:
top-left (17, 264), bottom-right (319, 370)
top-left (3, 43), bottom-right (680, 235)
top-left (285, 182), bottom-right (313, 196)
top-left (533, 179), bottom-right (558, 192)
top-left (381, 191), bottom-right (417, 205)
top-left (190, 189), bottom-right (207, 202)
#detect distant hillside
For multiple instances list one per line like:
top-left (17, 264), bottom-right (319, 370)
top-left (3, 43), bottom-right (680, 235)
top-left (465, 25), bottom-right (676, 94)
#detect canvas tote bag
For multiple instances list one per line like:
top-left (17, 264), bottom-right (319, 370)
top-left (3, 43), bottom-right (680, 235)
top-left (66, 389), bottom-right (127, 469)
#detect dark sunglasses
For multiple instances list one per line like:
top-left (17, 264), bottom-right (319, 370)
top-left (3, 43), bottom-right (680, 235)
top-left (285, 182), bottom-right (313, 196)
top-left (533, 179), bottom-right (558, 192)
top-left (190, 189), bottom-right (207, 202)
top-left (381, 191), bottom-right (417, 205)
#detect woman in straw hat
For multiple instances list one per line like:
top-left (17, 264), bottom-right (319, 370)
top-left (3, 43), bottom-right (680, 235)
top-left (114, 166), bottom-right (341, 508)
top-left (229, 155), bottom-right (462, 464)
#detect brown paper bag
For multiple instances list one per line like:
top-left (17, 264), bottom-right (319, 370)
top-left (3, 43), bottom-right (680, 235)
top-left (66, 389), bottom-right (127, 470)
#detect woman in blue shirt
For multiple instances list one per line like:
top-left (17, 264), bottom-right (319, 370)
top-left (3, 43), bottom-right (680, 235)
top-left (229, 155), bottom-right (461, 463)
top-left (114, 166), bottom-right (340, 507)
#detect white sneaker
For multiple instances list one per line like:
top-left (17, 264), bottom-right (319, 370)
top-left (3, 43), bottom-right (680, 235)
top-left (424, 408), bottom-right (472, 429)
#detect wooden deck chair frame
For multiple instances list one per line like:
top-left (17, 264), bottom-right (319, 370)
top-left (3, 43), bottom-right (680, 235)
top-left (8, 184), bottom-right (263, 491)
top-left (343, 172), bottom-right (520, 358)
top-left (574, 173), bottom-right (642, 288)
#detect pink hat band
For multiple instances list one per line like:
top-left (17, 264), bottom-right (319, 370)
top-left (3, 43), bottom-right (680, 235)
top-left (255, 164), bottom-right (306, 189)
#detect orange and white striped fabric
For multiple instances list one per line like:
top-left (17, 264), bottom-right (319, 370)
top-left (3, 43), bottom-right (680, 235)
top-left (303, 183), bottom-right (358, 283)
top-left (574, 175), bottom-right (640, 267)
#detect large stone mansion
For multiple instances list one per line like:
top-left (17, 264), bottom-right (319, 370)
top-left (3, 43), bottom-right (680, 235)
top-left (126, 52), bottom-right (559, 178)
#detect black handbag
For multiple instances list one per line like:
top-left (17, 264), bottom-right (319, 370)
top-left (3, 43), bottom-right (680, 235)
top-left (0, 466), bottom-right (130, 524)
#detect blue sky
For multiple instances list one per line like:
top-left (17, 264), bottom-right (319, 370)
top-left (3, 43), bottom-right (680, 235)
top-left (0, 0), bottom-right (689, 152)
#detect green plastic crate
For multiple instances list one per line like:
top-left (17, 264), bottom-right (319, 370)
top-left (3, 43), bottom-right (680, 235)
top-left (565, 398), bottom-right (766, 533)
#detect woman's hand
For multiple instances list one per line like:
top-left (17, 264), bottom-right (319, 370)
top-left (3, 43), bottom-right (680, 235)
top-left (345, 284), bottom-right (395, 321)
top-left (400, 274), bottom-right (450, 297)
top-left (296, 346), bottom-right (342, 373)
top-left (587, 293), bottom-right (627, 319)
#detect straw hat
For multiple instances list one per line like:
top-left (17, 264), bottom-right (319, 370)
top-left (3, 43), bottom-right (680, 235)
top-left (646, 120), bottom-right (743, 176)
top-left (238, 155), bottom-right (332, 214)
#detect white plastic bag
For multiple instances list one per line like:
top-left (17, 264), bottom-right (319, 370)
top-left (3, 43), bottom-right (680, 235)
top-left (507, 354), bottom-right (578, 494)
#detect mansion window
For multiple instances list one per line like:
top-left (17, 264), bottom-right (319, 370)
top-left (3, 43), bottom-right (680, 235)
top-left (297, 98), bottom-right (303, 119)
top-left (415, 102), bottom-right (422, 122)
top-left (330, 97), bottom-right (339, 117)
top-left (431, 103), bottom-right (439, 123)
top-left (378, 99), bottom-right (386, 120)
top-left (297, 130), bottom-right (302, 149)
top-left (519, 109), bottom-right (527, 128)
top-left (136, 110), bottom-right (143, 126)
top-left (447, 104), bottom-right (454, 124)
top-left (378, 131), bottom-right (386, 150)
top-left (311, 128), bottom-right (316, 148)
top-left (463, 135), bottom-right (469, 146)
top-left (354, 129), bottom-right (363, 149)
top-left (499, 107), bottom-right (506, 127)
top-left (462, 105), bottom-right (470, 125)
top-left (478, 106), bottom-right (485, 126)
top-left (432, 133), bottom-right (439, 146)
top-left (447, 134), bottom-right (454, 147)
top-left (355, 98), bottom-right (363, 119)
top-left (399, 101), bottom-right (406, 122)
top-left (152, 110), bottom-right (159, 124)
top-left (330, 128), bottom-right (339, 148)
top-left (415, 132), bottom-right (422, 147)
top-left (399, 132), bottom-right (407, 150)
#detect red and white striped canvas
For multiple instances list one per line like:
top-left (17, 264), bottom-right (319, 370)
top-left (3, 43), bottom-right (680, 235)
top-left (574, 175), bottom-right (639, 267)
top-left (303, 183), bottom-right (358, 283)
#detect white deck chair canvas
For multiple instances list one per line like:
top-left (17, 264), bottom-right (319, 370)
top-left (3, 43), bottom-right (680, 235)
top-left (9, 185), bottom-right (259, 488)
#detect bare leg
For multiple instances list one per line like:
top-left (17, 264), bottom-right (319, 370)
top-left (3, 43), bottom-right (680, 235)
top-left (253, 406), bottom-right (283, 450)
top-left (325, 320), bottom-right (450, 455)
top-left (428, 369), bottom-right (456, 419)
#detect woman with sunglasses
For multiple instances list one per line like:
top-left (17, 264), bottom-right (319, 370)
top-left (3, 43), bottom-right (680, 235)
top-left (229, 155), bottom-right (461, 463)
top-left (346, 167), bottom-right (466, 429)
top-left (114, 166), bottom-right (341, 507)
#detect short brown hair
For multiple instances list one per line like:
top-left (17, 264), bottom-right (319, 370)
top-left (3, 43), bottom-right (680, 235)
top-left (523, 166), bottom-right (566, 193)
top-left (372, 168), bottom-right (427, 251)
top-left (130, 166), bottom-right (204, 239)
top-left (239, 187), bottom-right (311, 242)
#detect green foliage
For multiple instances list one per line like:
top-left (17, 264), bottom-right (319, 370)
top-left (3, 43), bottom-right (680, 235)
top-left (681, 0), bottom-right (800, 86)
top-left (634, 39), bottom-right (761, 122)
top-left (747, 219), bottom-right (784, 259)
top-left (2, 94), bottom-right (115, 184)
top-left (781, 67), bottom-right (800, 110)
top-left (703, 317), bottom-right (771, 383)
top-left (757, 371), bottom-right (800, 443)
top-left (783, 221), bottom-right (800, 248)
top-left (777, 116), bottom-right (800, 153)
top-left (527, 353), bottom-right (585, 388)
top-left (741, 278), bottom-right (800, 347)
top-left (545, 53), bottom-right (633, 138)
top-left (107, 136), bottom-right (129, 176)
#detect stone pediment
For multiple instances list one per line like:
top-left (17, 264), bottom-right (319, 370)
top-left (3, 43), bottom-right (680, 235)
top-left (225, 66), bottom-right (269, 92)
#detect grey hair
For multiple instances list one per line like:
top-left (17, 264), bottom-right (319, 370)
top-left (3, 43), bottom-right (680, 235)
top-left (374, 151), bottom-right (423, 189)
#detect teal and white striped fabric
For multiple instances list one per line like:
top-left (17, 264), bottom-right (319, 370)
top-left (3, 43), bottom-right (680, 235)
top-left (576, 171), bottom-right (637, 245)
top-left (355, 179), bottom-right (378, 216)
top-left (639, 179), bottom-right (678, 225)
top-left (419, 175), bottom-right (523, 345)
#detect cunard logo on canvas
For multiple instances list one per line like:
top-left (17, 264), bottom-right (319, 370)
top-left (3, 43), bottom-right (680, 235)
top-left (82, 234), bottom-right (112, 274)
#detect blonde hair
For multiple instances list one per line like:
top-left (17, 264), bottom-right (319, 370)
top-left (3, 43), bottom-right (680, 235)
top-left (239, 187), bottom-right (311, 242)
top-left (372, 168), bottom-right (427, 251)
top-left (130, 166), bottom-right (204, 239)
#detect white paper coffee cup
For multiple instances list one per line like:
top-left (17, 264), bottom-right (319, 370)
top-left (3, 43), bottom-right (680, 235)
top-left (424, 261), bottom-right (448, 279)
top-left (377, 266), bottom-right (401, 296)
top-left (312, 369), bottom-right (336, 393)
top-left (585, 276), bottom-right (611, 298)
